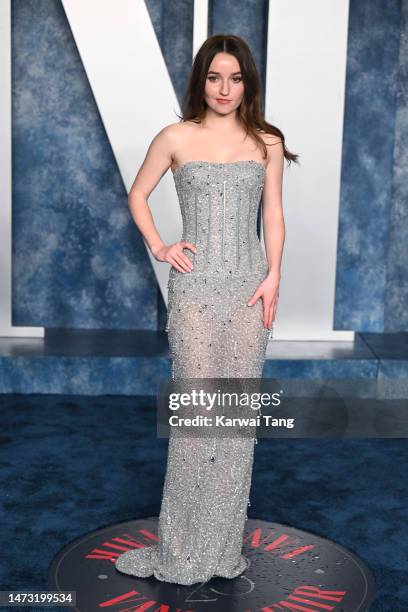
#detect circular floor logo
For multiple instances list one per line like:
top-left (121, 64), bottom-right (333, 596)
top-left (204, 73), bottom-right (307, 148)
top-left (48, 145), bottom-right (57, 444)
top-left (48, 517), bottom-right (376, 611)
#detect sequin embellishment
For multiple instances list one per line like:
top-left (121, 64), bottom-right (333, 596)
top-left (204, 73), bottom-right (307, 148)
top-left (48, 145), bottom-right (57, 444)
top-left (115, 160), bottom-right (271, 585)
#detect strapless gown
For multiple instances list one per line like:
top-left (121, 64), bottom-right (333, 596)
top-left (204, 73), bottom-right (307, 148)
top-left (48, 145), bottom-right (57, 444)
top-left (115, 159), bottom-right (271, 585)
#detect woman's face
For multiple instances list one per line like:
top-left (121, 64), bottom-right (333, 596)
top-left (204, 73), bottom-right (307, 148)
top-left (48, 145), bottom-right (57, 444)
top-left (204, 52), bottom-right (244, 115)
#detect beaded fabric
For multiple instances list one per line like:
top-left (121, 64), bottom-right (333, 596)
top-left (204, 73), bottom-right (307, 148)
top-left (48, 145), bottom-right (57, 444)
top-left (115, 160), bottom-right (272, 585)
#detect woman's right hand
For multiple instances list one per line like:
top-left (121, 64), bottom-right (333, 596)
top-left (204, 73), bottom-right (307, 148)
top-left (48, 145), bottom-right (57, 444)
top-left (153, 240), bottom-right (197, 273)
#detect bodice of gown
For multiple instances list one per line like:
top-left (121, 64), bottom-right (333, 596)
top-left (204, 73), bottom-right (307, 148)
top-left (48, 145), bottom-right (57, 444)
top-left (169, 160), bottom-right (268, 282)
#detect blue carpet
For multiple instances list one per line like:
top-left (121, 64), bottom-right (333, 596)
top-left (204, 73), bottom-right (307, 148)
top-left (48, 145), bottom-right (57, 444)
top-left (0, 394), bottom-right (406, 610)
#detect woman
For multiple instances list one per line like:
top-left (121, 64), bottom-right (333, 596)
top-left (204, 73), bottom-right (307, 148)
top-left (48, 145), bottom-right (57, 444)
top-left (115, 34), bottom-right (298, 585)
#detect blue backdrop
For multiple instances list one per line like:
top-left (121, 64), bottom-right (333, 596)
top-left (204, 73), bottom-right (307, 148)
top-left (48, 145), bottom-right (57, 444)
top-left (11, 0), bottom-right (407, 332)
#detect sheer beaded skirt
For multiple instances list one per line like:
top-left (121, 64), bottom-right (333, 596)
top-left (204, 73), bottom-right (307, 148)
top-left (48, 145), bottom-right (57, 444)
top-left (115, 160), bottom-right (272, 585)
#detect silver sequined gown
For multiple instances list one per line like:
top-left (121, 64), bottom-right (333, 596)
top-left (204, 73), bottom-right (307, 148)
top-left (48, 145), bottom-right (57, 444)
top-left (115, 160), bottom-right (271, 585)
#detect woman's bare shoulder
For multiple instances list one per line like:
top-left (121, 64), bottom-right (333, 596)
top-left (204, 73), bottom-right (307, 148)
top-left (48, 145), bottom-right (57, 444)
top-left (257, 129), bottom-right (282, 146)
top-left (161, 119), bottom-right (200, 135)
top-left (155, 120), bottom-right (198, 149)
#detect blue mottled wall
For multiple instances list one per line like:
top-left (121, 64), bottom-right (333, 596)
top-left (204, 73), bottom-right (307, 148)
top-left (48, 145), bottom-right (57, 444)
top-left (12, 0), bottom-right (159, 330)
top-left (334, 0), bottom-right (403, 332)
top-left (385, 0), bottom-right (408, 330)
top-left (11, 0), bottom-right (406, 332)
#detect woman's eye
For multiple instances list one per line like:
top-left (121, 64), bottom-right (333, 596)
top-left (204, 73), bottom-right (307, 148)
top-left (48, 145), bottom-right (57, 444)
top-left (207, 76), bottom-right (242, 82)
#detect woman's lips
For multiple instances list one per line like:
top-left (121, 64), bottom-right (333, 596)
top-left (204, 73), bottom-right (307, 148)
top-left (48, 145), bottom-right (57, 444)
top-left (216, 99), bottom-right (231, 104)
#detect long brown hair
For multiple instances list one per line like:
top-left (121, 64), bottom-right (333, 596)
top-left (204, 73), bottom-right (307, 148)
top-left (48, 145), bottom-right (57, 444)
top-left (178, 34), bottom-right (299, 165)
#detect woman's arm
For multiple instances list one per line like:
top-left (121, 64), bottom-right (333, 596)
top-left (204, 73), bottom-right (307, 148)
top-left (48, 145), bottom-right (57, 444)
top-left (247, 136), bottom-right (285, 330)
top-left (127, 125), bottom-right (195, 273)
top-left (262, 137), bottom-right (285, 280)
